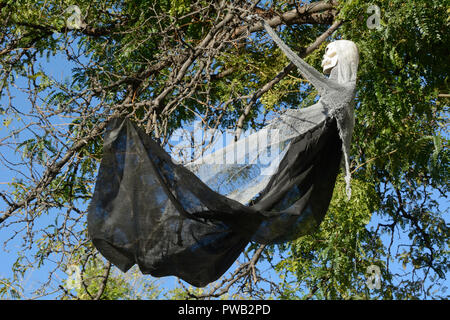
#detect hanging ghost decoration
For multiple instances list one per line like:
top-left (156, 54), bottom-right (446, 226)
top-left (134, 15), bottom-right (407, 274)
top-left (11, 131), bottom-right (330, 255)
top-left (87, 20), bottom-right (359, 287)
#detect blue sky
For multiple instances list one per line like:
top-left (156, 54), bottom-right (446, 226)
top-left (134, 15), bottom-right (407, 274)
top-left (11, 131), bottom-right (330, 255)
top-left (0, 28), bottom-right (448, 299)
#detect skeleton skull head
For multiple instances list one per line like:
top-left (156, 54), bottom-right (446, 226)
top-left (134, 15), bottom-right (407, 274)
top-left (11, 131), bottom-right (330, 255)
top-left (321, 42), bottom-right (338, 74)
top-left (320, 40), bottom-right (359, 83)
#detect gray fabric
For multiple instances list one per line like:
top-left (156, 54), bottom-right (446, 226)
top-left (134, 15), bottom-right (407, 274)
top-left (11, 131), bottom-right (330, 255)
top-left (261, 21), bottom-right (357, 198)
top-left (185, 103), bottom-right (329, 206)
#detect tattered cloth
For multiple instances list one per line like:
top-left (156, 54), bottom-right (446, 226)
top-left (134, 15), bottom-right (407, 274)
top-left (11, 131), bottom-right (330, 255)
top-left (87, 105), bottom-right (342, 287)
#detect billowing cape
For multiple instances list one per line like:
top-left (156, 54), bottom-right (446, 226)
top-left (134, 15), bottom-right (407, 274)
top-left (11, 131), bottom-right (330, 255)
top-left (87, 101), bottom-right (343, 287)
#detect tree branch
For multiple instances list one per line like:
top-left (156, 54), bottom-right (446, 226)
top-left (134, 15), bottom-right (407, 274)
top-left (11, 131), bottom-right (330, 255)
top-left (232, 1), bottom-right (338, 38)
top-left (94, 261), bottom-right (111, 300)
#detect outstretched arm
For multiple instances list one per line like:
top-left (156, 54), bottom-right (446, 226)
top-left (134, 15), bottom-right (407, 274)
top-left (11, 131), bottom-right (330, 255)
top-left (261, 20), bottom-right (334, 95)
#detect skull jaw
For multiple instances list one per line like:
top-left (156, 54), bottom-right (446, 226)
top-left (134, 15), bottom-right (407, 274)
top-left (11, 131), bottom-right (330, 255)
top-left (321, 56), bottom-right (337, 74)
top-left (322, 42), bottom-right (338, 75)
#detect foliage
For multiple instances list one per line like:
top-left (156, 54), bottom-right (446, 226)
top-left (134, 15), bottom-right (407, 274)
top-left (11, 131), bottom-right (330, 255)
top-left (0, 0), bottom-right (448, 299)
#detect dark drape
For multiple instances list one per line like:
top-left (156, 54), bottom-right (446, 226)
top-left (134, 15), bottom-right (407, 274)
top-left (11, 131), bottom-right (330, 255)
top-left (88, 113), bottom-right (342, 287)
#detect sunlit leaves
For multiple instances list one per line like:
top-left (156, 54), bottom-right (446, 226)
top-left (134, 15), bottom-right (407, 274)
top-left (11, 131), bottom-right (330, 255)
top-left (0, 0), bottom-right (448, 300)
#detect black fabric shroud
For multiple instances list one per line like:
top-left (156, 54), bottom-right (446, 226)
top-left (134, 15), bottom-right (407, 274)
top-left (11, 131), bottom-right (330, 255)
top-left (87, 111), bottom-right (342, 287)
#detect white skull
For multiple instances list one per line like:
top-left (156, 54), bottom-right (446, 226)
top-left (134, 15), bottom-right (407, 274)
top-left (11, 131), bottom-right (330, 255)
top-left (321, 42), bottom-right (338, 74)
